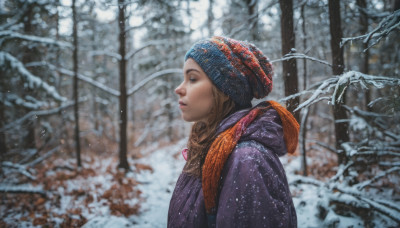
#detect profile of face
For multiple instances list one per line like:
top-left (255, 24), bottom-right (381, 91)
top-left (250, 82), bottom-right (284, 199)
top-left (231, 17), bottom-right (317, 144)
top-left (175, 58), bottom-right (214, 123)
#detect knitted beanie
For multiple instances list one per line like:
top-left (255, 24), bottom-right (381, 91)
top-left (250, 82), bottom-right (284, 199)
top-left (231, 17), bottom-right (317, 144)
top-left (185, 36), bottom-right (273, 108)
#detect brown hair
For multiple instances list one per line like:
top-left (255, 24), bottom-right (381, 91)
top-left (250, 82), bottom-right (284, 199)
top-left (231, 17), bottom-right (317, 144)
top-left (183, 85), bottom-right (237, 177)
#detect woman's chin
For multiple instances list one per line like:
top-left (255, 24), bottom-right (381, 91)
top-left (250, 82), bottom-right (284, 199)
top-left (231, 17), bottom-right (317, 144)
top-left (181, 114), bottom-right (192, 122)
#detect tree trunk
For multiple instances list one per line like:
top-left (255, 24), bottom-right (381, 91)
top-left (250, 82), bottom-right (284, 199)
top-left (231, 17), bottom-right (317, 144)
top-left (22, 4), bottom-right (36, 150)
top-left (72, 0), bottom-right (82, 167)
top-left (300, 107), bottom-right (309, 176)
top-left (301, 3), bottom-right (307, 91)
top-left (394, 0), bottom-right (400, 11)
top-left (300, 2), bottom-right (307, 176)
top-left (89, 3), bottom-right (101, 133)
top-left (279, 0), bottom-right (299, 122)
top-left (328, 0), bottom-right (349, 164)
top-left (246, 0), bottom-right (258, 40)
top-left (55, 0), bottom-right (61, 90)
top-left (357, 0), bottom-right (371, 111)
top-left (0, 98), bottom-right (6, 155)
top-left (118, 0), bottom-right (130, 170)
top-left (207, 0), bottom-right (214, 37)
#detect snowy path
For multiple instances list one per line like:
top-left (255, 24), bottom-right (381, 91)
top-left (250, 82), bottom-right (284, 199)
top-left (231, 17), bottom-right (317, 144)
top-left (130, 140), bottom-right (186, 227)
top-left (83, 140), bottom-right (186, 228)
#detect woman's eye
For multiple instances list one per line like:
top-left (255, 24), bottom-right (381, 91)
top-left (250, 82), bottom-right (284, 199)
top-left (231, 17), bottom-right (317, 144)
top-left (189, 77), bottom-right (196, 82)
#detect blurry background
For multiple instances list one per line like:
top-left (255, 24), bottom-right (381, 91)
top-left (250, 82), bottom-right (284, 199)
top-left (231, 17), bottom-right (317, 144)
top-left (0, 0), bottom-right (399, 227)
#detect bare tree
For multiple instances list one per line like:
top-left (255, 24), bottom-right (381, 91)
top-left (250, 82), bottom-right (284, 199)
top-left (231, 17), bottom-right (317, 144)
top-left (207, 0), bottom-right (214, 37)
top-left (300, 1), bottom-right (308, 176)
top-left (357, 0), bottom-right (371, 111)
top-left (246, 0), bottom-right (258, 40)
top-left (279, 0), bottom-right (299, 121)
top-left (328, 0), bottom-right (349, 164)
top-left (21, 2), bottom-right (37, 150)
top-left (118, 0), bottom-right (129, 170)
top-left (72, 0), bottom-right (82, 167)
top-left (0, 94), bottom-right (5, 155)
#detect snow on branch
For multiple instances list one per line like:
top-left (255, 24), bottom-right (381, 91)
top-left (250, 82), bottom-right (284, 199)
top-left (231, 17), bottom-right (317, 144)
top-left (330, 160), bottom-right (354, 182)
top-left (1, 99), bottom-right (86, 132)
top-left (352, 151), bottom-right (400, 157)
top-left (328, 192), bottom-right (370, 210)
top-left (271, 53), bottom-right (332, 67)
top-left (346, 106), bottom-right (392, 119)
top-left (127, 68), bottom-right (182, 97)
top-left (1, 161), bottom-right (36, 180)
top-left (0, 93), bottom-right (49, 110)
top-left (47, 63), bottom-right (120, 97)
top-left (0, 184), bottom-right (46, 196)
top-left (344, 105), bottom-right (391, 131)
top-left (289, 175), bottom-right (324, 187)
top-left (341, 9), bottom-right (400, 51)
top-left (355, 167), bottom-right (400, 190)
top-left (360, 8), bottom-right (392, 19)
top-left (0, 30), bottom-right (72, 49)
top-left (379, 161), bottom-right (400, 167)
top-left (89, 50), bottom-right (121, 60)
top-left (332, 71), bottom-right (400, 104)
top-left (307, 139), bottom-right (337, 154)
top-left (375, 198), bottom-right (400, 213)
top-left (26, 146), bottom-right (60, 167)
top-left (279, 90), bottom-right (314, 103)
top-left (295, 71), bottom-right (400, 112)
top-left (341, 142), bottom-right (358, 157)
top-left (125, 39), bottom-right (169, 60)
top-left (334, 185), bottom-right (400, 223)
top-left (348, 142), bottom-right (400, 157)
top-left (0, 52), bottom-right (67, 102)
top-left (0, 4), bottom-right (30, 31)
top-left (294, 77), bottom-right (338, 112)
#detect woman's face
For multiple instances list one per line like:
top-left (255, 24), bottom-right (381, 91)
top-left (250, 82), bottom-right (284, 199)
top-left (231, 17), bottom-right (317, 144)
top-left (175, 58), bottom-right (214, 123)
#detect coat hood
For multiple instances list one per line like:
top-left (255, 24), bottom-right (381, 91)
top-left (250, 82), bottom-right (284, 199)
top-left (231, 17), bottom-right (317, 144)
top-left (216, 101), bottom-right (298, 157)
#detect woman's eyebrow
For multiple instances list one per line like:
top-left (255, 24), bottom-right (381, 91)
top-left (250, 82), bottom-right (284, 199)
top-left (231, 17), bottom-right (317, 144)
top-left (185, 68), bottom-right (201, 74)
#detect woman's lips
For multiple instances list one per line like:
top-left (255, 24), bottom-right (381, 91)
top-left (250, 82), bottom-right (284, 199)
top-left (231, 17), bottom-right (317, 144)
top-left (179, 101), bottom-right (187, 109)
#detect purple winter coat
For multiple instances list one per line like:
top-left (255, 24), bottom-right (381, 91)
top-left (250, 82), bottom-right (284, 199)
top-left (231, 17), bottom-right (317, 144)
top-left (168, 107), bottom-right (297, 228)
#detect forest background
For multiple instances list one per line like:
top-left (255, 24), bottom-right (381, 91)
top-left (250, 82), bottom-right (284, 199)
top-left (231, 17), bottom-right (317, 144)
top-left (1, 0), bottom-right (399, 227)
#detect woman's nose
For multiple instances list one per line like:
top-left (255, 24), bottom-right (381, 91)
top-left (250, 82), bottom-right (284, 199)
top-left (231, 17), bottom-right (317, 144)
top-left (175, 82), bottom-right (185, 96)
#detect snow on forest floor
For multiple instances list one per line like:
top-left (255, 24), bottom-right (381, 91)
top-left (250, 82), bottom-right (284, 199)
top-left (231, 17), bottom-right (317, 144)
top-left (82, 139), bottom-right (187, 227)
top-left (128, 139), bottom-right (186, 227)
top-left (1, 138), bottom-right (392, 227)
top-left (82, 139), bottom-right (333, 228)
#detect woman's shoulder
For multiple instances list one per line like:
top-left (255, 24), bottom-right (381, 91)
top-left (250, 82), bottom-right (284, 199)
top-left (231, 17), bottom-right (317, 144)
top-left (227, 140), bottom-right (283, 170)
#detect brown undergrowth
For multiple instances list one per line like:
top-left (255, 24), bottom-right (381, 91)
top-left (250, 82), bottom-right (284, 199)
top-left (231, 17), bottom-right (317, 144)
top-left (0, 130), bottom-right (156, 227)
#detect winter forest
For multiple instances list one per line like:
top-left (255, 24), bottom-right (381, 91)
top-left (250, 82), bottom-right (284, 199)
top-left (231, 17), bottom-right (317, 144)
top-left (1, 0), bottom-right (399, 227)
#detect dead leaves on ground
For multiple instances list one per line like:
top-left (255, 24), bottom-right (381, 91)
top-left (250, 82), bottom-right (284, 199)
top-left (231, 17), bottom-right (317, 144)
top-left (0, 153), bottom-right (153, 227)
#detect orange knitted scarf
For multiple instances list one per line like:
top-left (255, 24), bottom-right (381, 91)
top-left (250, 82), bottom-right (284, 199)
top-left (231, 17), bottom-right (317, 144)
top-left (202, 100), bottom-right (299, 214)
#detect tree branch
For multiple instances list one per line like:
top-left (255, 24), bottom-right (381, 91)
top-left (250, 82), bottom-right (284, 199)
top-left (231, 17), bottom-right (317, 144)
top-left (1, 99), bottom-right (85, 132)
top-left (271, 53), bottom-right (332, 67)
top-left (47, 63), bottom-right (120, 97)
top-left (0, 184), bottom-right (46, 197)
top-left (355, 167), bottom-right (400, 190)
top-left (341, 10), bottom-right (400, 51)
top-left (127, 68), bottom-right (182, 97)
top-left (125, 40), bottom-right (169, 60)
top-left (0, 30), bottom-right (72, 49)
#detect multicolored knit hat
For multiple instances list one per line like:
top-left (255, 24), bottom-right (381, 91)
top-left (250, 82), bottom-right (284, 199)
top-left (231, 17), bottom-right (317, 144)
top-left (185, 36), bottom-right (273, 108)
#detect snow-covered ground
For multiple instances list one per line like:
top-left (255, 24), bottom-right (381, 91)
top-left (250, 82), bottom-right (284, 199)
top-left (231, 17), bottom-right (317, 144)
top-left (83, 139), bottom-right (186, 228)
top-left (84, 139), bottom-right (322, 228)
top-left (129, 139), bottom-right (186, 227)
top-left (83, 139), bottom-right (397, 228)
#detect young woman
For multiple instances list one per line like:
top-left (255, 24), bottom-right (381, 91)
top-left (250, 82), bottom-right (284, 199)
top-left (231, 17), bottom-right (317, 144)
top-left (168, 36), bottom-right (299, 228)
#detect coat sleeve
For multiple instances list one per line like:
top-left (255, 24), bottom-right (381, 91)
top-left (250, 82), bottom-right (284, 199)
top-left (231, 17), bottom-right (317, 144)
top-left (215, 141), bottom-right (297, 228)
